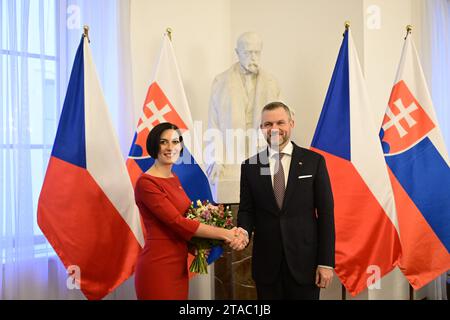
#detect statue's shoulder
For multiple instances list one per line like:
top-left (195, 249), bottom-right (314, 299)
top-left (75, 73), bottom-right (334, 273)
top-left (214, 63), bottom-right (238, 82)
top-left (258, 69), bottom-right (278, 83)
top-left (211, 64), bottom-right (240, 93)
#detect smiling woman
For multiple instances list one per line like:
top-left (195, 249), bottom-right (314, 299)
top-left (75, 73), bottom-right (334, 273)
top-left (133, 122), bottom-right (247, 300)
top-left (146, 122), bottom-right (184, 168)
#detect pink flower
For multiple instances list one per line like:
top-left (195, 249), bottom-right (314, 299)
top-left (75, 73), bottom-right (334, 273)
top-left (202, 210), bottom-right (211, 221)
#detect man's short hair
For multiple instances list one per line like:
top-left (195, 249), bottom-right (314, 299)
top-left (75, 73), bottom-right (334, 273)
top-left (262, 101), bottom-right (293, 120)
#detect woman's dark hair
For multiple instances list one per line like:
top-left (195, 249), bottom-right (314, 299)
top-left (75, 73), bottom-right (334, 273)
top-left (146, 122), bottom-right (184, 158)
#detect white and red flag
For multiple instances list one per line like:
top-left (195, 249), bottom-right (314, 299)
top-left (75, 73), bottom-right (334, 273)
top-left (38, 35), bottom-right (144, 300)
top-left (311, 29), bottom-right (401, 296)
top-left (380, 34), bottom-right (450, 289)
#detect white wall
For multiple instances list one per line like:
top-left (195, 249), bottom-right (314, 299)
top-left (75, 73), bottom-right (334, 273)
top-left (130, 0), bottom-right (431, 300)
top-left (230, 0), bottom-right (364, 146)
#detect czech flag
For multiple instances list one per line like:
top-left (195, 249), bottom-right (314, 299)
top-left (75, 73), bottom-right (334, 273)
top-left (380, 34), bottom-right (450, 289)
top-left (37, 35), bottom-right (144, 300)
top-left (311, 28), bottom-right (402, 296)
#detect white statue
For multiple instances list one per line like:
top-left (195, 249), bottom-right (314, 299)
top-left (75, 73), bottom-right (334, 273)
top-left (206, 32), bottom-right (280, 203)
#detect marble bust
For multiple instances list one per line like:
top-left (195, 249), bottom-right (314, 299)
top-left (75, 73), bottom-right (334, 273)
top-left (206, 32), bottom-right (280, 203)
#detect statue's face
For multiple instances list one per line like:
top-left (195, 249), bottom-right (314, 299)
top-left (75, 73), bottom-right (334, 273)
top-left (236, 38), bottom-right (262, 74)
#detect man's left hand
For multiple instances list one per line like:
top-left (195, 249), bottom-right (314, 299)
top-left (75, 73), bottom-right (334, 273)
top-left (315, 267), bottom-right (334, 289)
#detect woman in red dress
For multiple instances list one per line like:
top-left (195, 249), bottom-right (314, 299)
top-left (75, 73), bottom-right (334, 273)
top-left (134, 122), bottom-right (246, 300)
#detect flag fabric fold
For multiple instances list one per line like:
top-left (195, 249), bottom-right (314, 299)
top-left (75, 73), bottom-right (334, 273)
top-left (380, 35), bottom-right (450, 289)
top-left (311, 29), bottom-right (401, 296)
top-left (37, 36), bottom-right (144, 300)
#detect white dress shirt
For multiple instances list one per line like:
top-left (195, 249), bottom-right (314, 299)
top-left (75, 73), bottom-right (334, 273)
top-left (268, 141), bottom-right (293, 188)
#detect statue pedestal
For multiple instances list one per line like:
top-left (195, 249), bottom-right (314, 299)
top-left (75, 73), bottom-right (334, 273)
top-left (213, 204), bottom-right (257, 300)
top-left (208, 169), bottom-right (256, 299)
top-left (211, 178), bottom-right (240, 204)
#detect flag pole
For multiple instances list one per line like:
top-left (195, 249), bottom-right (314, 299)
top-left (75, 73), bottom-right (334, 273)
top-left (409, 284), bottom-right (415, 300)
top-left (340, 20), bottom-right (351, 300)
top-left (404, 24), bottom-right (415, 301)
top-left (166, 27), bottom-right (173, 41)
top-left (405, 24), bottom-right (412, 40)
top-left (83, 25), bottom-right (90, 43)
top-left (340, 19), bottom-right (351, 300)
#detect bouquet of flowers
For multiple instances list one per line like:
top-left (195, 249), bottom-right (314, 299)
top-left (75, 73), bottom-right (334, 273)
top-left (185, 200), bottom-right (234, 274)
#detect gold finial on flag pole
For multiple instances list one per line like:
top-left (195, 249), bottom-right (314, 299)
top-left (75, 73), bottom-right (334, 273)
top-left (166, 27), bottom-right (173, 41)
top-left (345, 21), bottom-right (351, 30)
top-left (405, 25), bottom-right (413, 40)
top-left (83, 25), bottom-right (90, 43)
top-left (343, 21), bottom-right (350, 37)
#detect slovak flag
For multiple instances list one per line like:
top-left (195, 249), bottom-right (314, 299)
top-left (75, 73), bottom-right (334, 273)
top-left (126, 33), bottom-right (220, 266)
top-left (380, 34), bottom-right (450, 289)
top-left (126, 33), bottom-right (212, 202)
top-left (37, 35), bottom-right (145, 300)
top-left (311, 28), bottom-right (402, 296)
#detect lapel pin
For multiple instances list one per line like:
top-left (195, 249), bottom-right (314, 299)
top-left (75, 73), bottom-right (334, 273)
top-left (299, 162), bottom-right (303, 166)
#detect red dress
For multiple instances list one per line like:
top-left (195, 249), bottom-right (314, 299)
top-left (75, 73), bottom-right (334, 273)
top-left (134, 173), bottom-right (200, 300)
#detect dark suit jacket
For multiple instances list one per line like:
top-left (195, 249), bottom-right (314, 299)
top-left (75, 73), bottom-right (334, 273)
top-left (237, 142), bottom-right (335, 285)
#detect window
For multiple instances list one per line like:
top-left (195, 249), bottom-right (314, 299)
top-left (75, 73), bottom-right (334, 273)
top-left (1, 0), bottom-right (60, 259)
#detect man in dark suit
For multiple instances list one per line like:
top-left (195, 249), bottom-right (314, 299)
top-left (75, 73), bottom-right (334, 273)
top-left (237, 101), bottom-right (335, 300)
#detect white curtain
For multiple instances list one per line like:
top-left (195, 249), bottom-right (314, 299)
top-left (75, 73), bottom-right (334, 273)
top-left (423, 0), bottom-right (450, 301)
top-left (420, 0), bottom-right (450, 152)
top-left (0, 0), bottom-right (136, 299)
top-left (414, 0), bottom-right (450, 300)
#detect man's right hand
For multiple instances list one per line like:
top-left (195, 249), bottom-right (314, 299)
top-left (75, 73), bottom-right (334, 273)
top-left (228, 227), bottom-right (249, 251)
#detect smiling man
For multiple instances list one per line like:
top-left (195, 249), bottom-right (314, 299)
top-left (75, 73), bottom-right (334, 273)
top-left (237, 101), bottom-right (336, 300)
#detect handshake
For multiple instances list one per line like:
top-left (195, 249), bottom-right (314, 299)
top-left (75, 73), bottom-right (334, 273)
top-left (225, 227), bottom-right (249, 251)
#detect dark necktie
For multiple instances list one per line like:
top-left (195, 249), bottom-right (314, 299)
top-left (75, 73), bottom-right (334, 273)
top-left (273, 153), bottom-right (285, 210)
